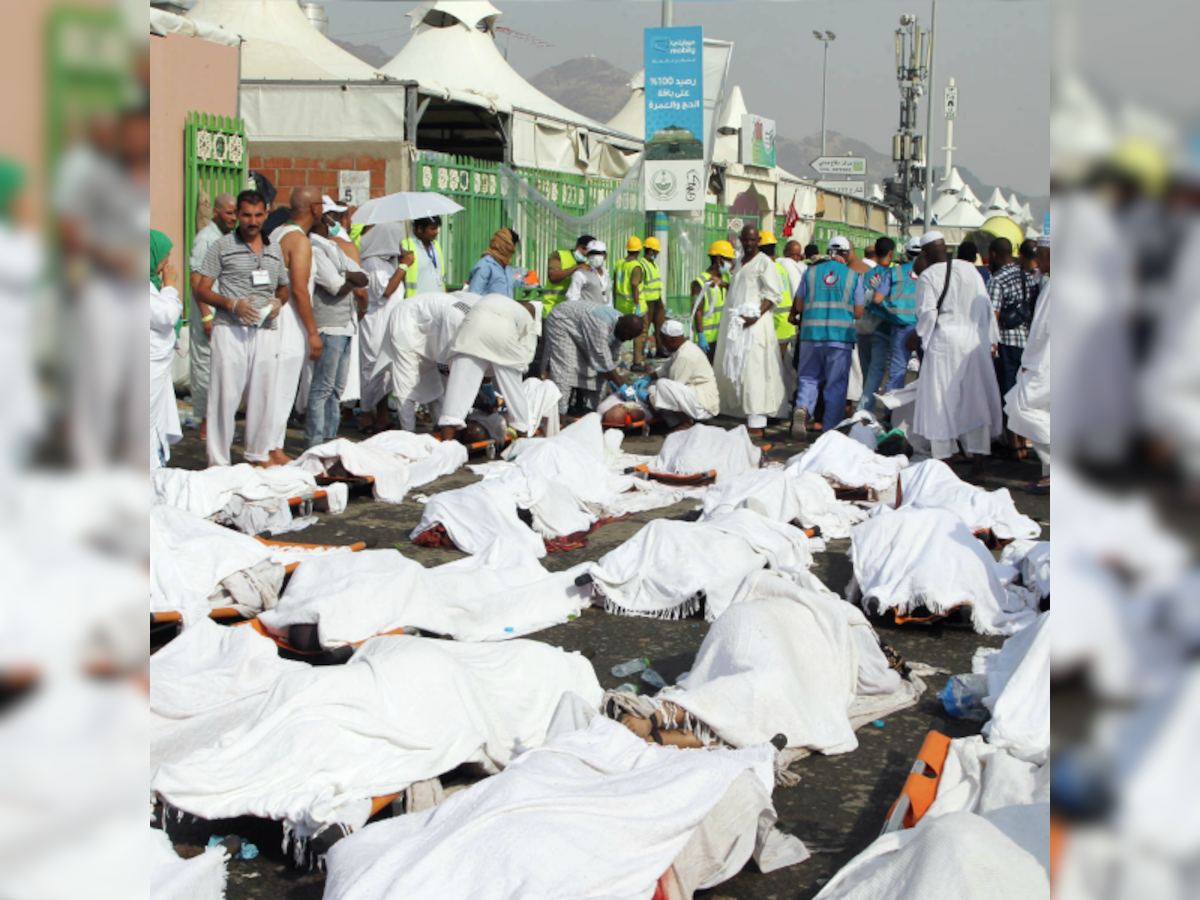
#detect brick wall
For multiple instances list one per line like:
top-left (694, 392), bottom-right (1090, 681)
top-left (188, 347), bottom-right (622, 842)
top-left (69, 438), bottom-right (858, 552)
top-left (247, 153), bottom-right (388, 203)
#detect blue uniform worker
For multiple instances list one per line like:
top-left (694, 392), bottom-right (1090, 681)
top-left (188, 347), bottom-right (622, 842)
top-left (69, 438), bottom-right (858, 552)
top-left (792, 235), bottom-right (863, 434)
top-left (868, 236), bottom-right (921, 393)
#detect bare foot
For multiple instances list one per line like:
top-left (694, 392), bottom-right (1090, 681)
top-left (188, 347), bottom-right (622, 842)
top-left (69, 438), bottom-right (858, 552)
top-left (620, 714), bottom-right (653, 739)
top-left (748, 427), bottom-right (765, 438)
top-left (268, 449), bottom-right (293, 466)
top-left (197, 419), bottom-right (207, 441)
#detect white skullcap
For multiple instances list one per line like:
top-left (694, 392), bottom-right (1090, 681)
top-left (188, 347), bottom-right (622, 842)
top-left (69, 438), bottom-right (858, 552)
top-left (918, 230), bottom-right (946, 247)
top-left (585, 239), bottom-right (608, 254)
top-left (661, 319), bottom-right (685, 337)
top-left (322, 194), bottom-right (348, 214)
top-left (827, 235), bottom-right (850, 252)
top-left (906, 237), bottom-right (922, 253)
top-left (1037, 234), bottom-right (1050, 249)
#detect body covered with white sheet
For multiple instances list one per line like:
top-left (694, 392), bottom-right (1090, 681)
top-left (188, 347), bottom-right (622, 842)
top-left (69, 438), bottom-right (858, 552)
top-left (849, 507), bottom-right (1039, 635)
top-left (152, 635), bottom-right (602, 845)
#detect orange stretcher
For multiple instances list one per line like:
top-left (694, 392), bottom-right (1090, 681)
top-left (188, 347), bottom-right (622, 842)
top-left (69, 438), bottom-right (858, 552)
top-left (891, 603), bottom-right (972, 626)
top-left (239, 619), bottom-right (416, 665)
top-left (253, 536), bottom-right (369, 573)
top-left (286, 490), bottom-right (332, 513)
top-left (432, 432), bottom-right (500, 459)
top-left (881, 729), bottom-right (952, 834)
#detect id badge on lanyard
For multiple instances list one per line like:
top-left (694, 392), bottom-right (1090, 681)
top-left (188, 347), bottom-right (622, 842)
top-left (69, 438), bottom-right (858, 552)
top-left (250, 268), bottom-right (270, 288)
top-left (424, 244), bottom-right (443, 288)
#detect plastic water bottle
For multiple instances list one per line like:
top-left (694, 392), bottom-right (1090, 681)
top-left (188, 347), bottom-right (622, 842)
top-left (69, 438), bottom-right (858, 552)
top-left (940, 673), bottom-right (990, 721)
top-left (612, 658), bottom-right (649, 678)
top-left (615, 683), bottom-right (639, 695)
top-left (640, 668), bottom-right (667, 690)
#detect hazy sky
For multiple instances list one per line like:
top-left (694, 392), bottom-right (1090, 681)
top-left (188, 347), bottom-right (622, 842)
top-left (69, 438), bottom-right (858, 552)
top-left (320, 0), bottom-right (1051, 195)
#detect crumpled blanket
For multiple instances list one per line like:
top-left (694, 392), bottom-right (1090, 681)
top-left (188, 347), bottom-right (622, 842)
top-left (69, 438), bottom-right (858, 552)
top-left (418, 416), bottom-right (690, 556)
top-left (897, 458), bottom-right (1041, 541)
top-left (848, 507), bottom-right (1040, 635)
top-left (974, 611), bottom-right (1050, 765)
top-left (152, 635), bottom-right (603, 851)
top-left (151, 464), bottom-right (347, 535)
top-left (257, 546), bottom-right (590, 647)
top-left (587, 508), bottom-right (815, 621)
top-left (290, 430), bottom-right (467, 504)
top-left (150, 827), bottom-right (228, 900)
top-left (150, 505), bottom-right (285, 627)
top-left (323, 714), bottom-right (806, 900)
top-left (650, 423), bottom-right (762, 481)
top-left (999, 540), bottom-right (1050, 599)
top-left (701, 468), bottom-right (867, 540)
top-left (784, 430), bottom-right (909, 493)
top-left (645, 570), bottom-right (923, 756)
top-left (150, 619), bottom-right (307, 778)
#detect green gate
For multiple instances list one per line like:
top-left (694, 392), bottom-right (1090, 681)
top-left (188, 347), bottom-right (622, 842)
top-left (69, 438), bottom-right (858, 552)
top-left (184, 112), bottom-right (248, 301)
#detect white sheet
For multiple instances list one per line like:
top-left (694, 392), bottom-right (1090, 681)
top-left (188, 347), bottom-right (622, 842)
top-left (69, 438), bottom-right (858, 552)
top-left (814, 809), bottom-right (1049, 899)
top-left (784, 430), bottom-right (909, 492)
top-left (149, 506), bottom-right (284, 627)
top-left (701, 468), bottom-right (867, 540)
top-left (650, 423), bottom-right (762, 481)
top-left (998, 540), bottom-right (1050, 599)
top-left (897, 459), bottom-right (1041, 540)
top-left (289, 431), bottom-right (467, 504)
top-left (258, 546), bottom-right (590, 647)
top-left (653, 571), bottom-right (921, 755)
top-left (587, 508), bottom-right (815, 621)
top-left (974, 611), bottom-right (1051, 765)
top-left (417, 416), bottom-right (691, 555)
top-left (323, 715), bottom-right (792, 900)
top-left (150, 826), bottom-right (228, 900)
top-left (152, 636), bottom-right (603, 846)
top-left (150, 619), bottom-right (307, 778)
top-left (848, 507), bottom-right (1039, 636)
top-left (151, 464), bottom-right (347, 535)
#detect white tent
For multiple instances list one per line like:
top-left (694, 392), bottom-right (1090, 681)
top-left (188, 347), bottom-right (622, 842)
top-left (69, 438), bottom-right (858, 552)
top-left (934, 195), bottom-right (986, 228)
top-left (1006, 192), bottom-right (1024, 219)
top-left (960, 182), bottom-right (982, 209)
top-left (983, 187), bottom-right (1009, 217)
top-left (187, 0), bottom-right (408, 143)
top-left (1019, 202), bottom-right (1035, 227)
top-left (381, 1), bottom-right (640, 177)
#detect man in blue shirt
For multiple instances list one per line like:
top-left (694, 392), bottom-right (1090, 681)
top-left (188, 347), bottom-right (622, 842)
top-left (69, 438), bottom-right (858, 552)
top-left (789, 235), bottom-right (873, 436)
top-left (467, 227), bottom-right (519, 297)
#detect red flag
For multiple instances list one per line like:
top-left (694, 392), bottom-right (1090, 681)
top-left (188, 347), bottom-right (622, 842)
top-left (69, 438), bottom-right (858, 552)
top-left (782, 197), bottom-right (799, 237)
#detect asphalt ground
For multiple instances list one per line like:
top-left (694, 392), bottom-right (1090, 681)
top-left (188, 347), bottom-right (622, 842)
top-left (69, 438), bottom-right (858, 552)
top-left (159, 406), bottom-right (1050, 900)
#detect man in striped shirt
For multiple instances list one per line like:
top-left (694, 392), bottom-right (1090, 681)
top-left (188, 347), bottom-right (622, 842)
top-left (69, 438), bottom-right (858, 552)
top-left (195, 190), bottom-right (291, 467)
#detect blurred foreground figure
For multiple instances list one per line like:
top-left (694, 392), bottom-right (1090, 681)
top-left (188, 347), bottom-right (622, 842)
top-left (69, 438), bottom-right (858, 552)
top-left (149, 231), bottom-right (182, 468)
top-left (0, 160), bottom-right (42, 471)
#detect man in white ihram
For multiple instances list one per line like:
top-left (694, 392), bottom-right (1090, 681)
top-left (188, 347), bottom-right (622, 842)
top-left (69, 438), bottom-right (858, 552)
top-left (911, 231), bottom-right (1003, 479)
top-left (1005, 233), bottom-right (1051, 493)
top-left (713, 224), bottom-right (786, 437)
top-left (371, 291), bottom-right (480, 432)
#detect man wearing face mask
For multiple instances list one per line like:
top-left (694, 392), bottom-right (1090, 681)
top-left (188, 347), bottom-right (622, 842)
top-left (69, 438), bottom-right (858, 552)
top-left (565, 239), bottom-right (613, 306)
top-left (544, 235), bottom-right (596, 319)
top-left (690, 241), bottom-right (734, 359)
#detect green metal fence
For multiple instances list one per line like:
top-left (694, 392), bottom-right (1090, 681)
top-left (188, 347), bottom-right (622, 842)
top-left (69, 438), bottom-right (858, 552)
top-left (184, 112), bottom-right (248, 301)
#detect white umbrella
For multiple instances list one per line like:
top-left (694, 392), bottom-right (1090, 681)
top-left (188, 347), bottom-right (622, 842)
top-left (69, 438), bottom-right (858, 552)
top-left (351, 191), bottom-right (464, 225)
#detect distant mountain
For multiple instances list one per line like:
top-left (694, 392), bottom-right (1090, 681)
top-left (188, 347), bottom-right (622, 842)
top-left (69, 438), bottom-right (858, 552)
top-left (528, 56), bottom-right (633, 124)
top-left (329, 37), bottom-right (392, 70)
top-left (529, 55), bottom-right (1053, 224)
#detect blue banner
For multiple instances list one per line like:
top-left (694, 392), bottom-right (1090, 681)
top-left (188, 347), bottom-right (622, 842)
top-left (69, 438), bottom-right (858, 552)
top-left (644, 27), bottom-right (704, 161)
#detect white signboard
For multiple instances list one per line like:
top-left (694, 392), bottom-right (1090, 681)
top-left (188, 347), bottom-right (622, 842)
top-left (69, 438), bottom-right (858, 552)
top-left (944, 84), bottom-right (959, 120)
top-left (816, 180), bottom-right (866, 199)
top-left (811, 156), bottom-right (867, 176)
top-left (337, 170), bottom-right (372, 208)
top-left (645, 159), bottom-right (706, 212)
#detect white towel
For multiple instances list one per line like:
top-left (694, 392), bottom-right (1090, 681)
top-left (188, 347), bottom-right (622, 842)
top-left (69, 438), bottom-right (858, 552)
top-left (650, 423), bottom-right (762, 481)
top-left (897, 458), bottom-right (1041, 540)
top-left (784, 429), bottom-right (909, 492)
top-left (289, 430), bottom-right (467, 504)
top-left (701, 468), bottom-right (867, 540)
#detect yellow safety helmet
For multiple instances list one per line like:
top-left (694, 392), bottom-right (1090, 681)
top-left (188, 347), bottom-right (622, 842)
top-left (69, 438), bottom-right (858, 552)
top-left (625, 236), bottom-right (643, 252)
top-left (708, 240), bottom-right (736, 259)
top-left (643, 236), bottom-right (662, 252)
top-left (759, 230), bottom-right (778, 247)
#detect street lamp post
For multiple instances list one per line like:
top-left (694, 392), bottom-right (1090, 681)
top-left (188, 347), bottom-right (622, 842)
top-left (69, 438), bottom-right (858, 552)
top-left (812, 31), bottom-right (836, 156)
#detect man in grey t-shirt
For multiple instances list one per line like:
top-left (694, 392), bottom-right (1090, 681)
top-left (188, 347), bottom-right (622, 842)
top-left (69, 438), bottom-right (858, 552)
top-left (194, 190), bottom-right (291, 466)
top-left (187, 192), bottom-right (236, 441)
